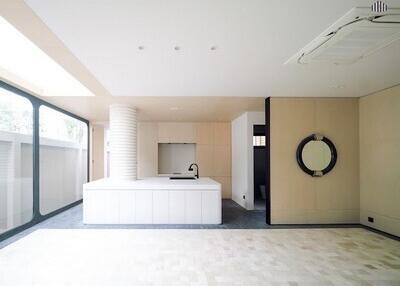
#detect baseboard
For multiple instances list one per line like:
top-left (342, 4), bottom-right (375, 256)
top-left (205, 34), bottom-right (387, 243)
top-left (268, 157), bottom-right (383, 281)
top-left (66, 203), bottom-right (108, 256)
top-left (269, 222), bottom-right (400, 241)
top-left (269, 223), bottom-right (361, 229)
top-left (361, 224), bottom-right (400, 241)
top-left (360, 209), bottom-right (400, 238)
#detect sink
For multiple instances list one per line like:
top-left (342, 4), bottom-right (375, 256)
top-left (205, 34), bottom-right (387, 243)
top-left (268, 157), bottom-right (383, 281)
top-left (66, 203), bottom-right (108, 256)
top-left (169, 176), bottom-right (196, 180)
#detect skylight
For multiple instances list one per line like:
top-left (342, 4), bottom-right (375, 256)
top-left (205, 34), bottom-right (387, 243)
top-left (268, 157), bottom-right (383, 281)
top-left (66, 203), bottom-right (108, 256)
top-left (0, 16), bottom-right (94, 97)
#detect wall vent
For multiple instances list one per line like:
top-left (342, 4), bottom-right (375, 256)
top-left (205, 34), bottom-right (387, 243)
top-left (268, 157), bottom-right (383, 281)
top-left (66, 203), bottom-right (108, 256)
top-left (285, 7), bottom-right (400, 65)
top-left (371, 1), bottom-right (387, 13)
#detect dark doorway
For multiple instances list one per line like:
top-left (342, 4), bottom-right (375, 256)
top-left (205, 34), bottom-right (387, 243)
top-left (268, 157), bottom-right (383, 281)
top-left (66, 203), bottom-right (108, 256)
top-left (253, 125), bottom-right (266, 210)
top-left (265, 97), bottom-right (271, 224)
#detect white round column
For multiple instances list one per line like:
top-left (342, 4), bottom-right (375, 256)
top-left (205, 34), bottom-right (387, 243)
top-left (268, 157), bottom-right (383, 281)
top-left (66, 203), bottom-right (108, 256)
top-left (109, 104), bottom-right (137, 180)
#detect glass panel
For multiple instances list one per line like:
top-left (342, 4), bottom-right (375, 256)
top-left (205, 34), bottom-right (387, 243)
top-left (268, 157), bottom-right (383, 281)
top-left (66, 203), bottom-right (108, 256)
top-left (0, 87), bottom-right (33, 234)
top-left (260, 136), bottom-right (266, 146)
top-left (253, 136), bottom-right (266, 147)
top-left (39, 106), bottom-right (88, 215)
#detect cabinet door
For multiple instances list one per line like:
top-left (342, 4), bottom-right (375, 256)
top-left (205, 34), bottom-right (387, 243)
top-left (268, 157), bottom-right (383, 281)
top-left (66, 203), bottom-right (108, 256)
top-left (169, 191), bottom-right (185, 224)
top-left (135, 191), bottom-right (153, 224)
top-left (185, 191), bottom-right (202, 224)
top-left (101, 190), bottom-right (119, 224)
top-left (119, 191), bottom-right (136, 224)
top-left (158, 122), bottom-right (194, 143)
top-left (201, 191), bottom-right (221, 224)
top-left (153, 191), bottom-right (169, 224)
top-left (83, 191), bottom-right (121, 224)
top-left (83, 190), bottom-right (96, 224)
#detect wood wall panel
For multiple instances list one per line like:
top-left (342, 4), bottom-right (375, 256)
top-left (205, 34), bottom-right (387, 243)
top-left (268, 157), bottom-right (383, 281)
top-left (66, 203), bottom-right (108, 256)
top-left (270, 98), bottom-right (359, 224)
top-left (360, 86), bottom-right (400, 237)
top-left (138, 121), bottom-right (232, 198)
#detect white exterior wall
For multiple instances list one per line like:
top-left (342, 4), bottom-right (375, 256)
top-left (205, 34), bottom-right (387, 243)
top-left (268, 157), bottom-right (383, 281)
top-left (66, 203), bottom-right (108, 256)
top-left (0, 131), bottom-right (87, 232)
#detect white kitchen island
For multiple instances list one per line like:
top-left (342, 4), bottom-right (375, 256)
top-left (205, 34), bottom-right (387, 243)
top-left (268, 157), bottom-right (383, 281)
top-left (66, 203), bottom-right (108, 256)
top-left (83, 177), bottom-right (222, 224)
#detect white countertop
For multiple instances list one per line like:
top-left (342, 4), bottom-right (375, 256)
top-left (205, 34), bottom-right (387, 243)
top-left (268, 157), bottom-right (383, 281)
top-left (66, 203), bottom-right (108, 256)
top-left (83, 177), bottom-right (221, 190)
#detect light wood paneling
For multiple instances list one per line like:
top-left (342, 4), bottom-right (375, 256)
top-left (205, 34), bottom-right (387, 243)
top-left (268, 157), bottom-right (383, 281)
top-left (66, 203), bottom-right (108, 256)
top-left (360, 86), bottom-right (400, 237)
top-left (213, 122), bottom-right (231, 146)
top-left (137, 122), bottom-right (158, 178)
top-left (194, 123), bottom-right (214, 145)
top-left (91, 124), bottom-right (105, 180)
top-left (270, 98), bottom-right (359, 224)
top-left (195, 145), bottom-right (214, 177)
top-left (212, 176), bottom-right (232, 199)
top-left (213, 146), bottom-right (231, 177)
top-left (137, 121), bottom-right (232, 198)
top-left (315, 99), bottom-right (359, 212)
top-left (158, 122), bottom-right (194, 143)
top-left (195, 122), bottom-right (232, 196)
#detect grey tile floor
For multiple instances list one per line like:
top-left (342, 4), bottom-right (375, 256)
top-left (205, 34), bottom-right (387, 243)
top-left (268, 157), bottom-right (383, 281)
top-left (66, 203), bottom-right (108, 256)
top-left (0, 199), bottom-right (363, 249)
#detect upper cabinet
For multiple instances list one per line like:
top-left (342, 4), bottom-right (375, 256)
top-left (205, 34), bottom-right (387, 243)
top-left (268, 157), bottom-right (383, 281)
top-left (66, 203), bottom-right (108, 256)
top-left (194, 123), bottom-right (214, 145)
top-left (212, 122), bottom-right (231, 146)
top-left (157, 122), bottom-right (195, 143)
top-left (157, 122), bottom-right (230, 144)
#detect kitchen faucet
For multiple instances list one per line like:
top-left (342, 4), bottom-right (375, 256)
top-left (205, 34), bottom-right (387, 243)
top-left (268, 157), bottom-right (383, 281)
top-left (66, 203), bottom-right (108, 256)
top-left (188, 163), bottom-right (199, 179)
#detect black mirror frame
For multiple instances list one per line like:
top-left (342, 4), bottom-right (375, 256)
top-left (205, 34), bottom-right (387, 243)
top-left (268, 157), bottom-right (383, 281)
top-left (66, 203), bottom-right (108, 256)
top-left (296, 134), bottom-right (337, 177)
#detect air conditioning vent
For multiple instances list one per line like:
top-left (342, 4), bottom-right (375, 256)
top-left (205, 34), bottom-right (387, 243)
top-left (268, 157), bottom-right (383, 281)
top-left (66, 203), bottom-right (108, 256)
top-left (285, 7), bottom-right (400, 65)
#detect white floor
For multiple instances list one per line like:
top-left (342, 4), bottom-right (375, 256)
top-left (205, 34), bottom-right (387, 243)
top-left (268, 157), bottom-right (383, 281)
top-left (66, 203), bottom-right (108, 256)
top-left (0, 228), bottom-right (399, 286)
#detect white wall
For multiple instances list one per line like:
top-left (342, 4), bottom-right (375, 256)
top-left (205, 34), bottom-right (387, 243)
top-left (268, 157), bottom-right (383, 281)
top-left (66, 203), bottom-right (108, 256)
top-left (232, 114), bottom-right (247, 208)
top-left (231, 112), bottom-right (264, 209)
top-left (158, 143), bottom-right (195, 175)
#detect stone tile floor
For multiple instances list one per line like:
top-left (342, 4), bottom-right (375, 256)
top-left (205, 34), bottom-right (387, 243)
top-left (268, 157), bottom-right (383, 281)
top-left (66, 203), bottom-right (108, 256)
top-left (1, 228), bottom-right (400, 286)
top-left (1, 200), bottom-right (364, 249)
top-left (1, 200), bottom-right (399, 285)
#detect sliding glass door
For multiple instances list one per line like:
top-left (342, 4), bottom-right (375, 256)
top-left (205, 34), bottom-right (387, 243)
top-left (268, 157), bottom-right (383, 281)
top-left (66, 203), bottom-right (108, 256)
top-left (0, 81), bottom-right (89, 241)
top-left (39, 106), bottom-right (88, 215)
top-left (0, 87), bottom-right (33, 235)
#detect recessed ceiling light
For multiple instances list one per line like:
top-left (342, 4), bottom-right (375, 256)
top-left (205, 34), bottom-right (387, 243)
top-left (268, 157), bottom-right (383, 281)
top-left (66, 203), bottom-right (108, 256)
top-left (174, 46), bottom-right (180, 51)
top-left (331, 85), bottom-right (345, 89)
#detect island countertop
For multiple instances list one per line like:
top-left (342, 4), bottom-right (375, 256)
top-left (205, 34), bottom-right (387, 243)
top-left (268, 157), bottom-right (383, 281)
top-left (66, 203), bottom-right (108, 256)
top-left (83, 177), bottom-right (221, 190)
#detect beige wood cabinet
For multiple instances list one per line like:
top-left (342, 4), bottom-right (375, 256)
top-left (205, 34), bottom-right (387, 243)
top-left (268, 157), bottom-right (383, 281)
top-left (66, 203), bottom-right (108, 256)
top-left (137, 122), bottom-right (158, 178)
top-left (135, 121), bottom-right (232, 198)
top-left (157, 122), bottom-right (195, 143)
top-left (90, 124), bottom-right (105, 180)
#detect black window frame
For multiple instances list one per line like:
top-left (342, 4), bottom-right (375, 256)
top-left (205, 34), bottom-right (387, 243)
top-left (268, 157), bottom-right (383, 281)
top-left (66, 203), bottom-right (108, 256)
top-left (0, 80), bottom-right (90, 242)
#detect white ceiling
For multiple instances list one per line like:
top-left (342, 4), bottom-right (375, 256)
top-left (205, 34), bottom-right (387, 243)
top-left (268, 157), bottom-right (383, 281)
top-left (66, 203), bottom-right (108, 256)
top-left (23, 0), bottom-right (400, 98)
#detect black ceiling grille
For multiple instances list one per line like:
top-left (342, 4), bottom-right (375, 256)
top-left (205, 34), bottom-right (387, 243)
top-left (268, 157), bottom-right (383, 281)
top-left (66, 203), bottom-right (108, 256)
top-left (371, 1), bottom-right (388, 13)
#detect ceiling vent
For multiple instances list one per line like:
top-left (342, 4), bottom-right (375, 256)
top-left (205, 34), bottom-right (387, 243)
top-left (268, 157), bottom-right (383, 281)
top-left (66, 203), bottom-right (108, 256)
top-left (285, 7), bottom-right (400, 65)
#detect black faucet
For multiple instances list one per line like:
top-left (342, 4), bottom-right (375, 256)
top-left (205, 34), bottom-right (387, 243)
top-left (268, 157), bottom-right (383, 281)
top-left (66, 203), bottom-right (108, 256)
top-left (188, 163), bottom-right (199, 179)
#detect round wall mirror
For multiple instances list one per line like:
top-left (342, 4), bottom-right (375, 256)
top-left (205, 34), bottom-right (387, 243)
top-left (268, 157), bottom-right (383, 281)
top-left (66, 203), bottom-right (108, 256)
top-left (296, 134), bottom-right (337, 177)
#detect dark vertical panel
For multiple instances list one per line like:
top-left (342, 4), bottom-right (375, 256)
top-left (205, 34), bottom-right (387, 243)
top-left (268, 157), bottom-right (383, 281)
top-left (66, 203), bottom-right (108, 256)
top-left (253, 146), bottom-right (266, 201)
top-left (265, 97), bottom-right (271, 224)
top-left (33, 102), bottom-right (40, 218)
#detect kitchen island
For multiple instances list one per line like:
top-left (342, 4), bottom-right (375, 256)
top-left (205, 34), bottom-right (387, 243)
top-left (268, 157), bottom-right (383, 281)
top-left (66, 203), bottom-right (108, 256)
top-left (83, 177), bottom-right (221, 224)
